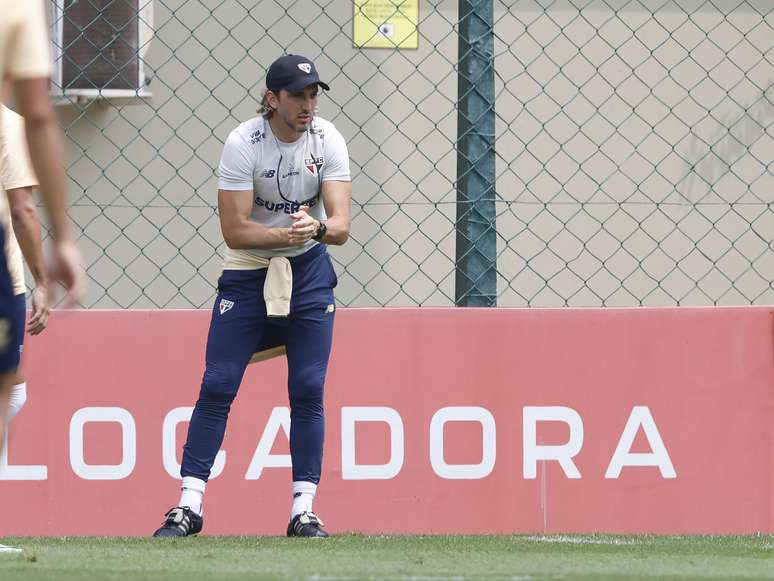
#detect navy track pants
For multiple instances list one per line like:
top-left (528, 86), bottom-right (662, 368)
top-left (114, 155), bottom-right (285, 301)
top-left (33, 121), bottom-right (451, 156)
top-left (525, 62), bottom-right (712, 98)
top-left (181, 243), bottom-right (337, 484)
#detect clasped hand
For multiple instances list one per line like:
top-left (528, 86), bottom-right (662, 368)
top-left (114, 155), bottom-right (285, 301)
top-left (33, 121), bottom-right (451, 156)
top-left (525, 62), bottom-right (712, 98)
top-left (288, 205), bottom-right (318, 246)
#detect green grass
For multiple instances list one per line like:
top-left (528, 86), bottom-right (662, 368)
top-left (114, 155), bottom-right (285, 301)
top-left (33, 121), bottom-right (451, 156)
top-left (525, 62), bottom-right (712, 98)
top-left (0, 534), bottom-right (772, 580)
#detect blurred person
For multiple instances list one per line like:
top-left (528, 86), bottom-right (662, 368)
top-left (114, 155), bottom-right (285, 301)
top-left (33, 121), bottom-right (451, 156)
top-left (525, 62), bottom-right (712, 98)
top-left (0, 103), bottom-right (50, 424)
top-left (152, 54), bottom-right (351, 538)
top-left (0, 0), bottom-right (86, 452)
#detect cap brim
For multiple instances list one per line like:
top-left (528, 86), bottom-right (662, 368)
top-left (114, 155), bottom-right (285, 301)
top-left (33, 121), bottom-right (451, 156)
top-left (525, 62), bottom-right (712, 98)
top-left (284, 76), bottom-right (330, 92)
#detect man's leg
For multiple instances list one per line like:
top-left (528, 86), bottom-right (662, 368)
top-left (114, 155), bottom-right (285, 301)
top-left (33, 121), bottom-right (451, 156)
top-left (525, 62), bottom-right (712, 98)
top-left (7, 293), bottom-right (27, 421)
top-left (285, 305), bottom-right (334, 487)
top-left (284, 249), bottom-right (337, 537)
top-left (153, 269), bottom-right (273, 537)
top-left (284, 305), bottom-right (334, 539)
top-left (0, 225), bottom-right (20, 451)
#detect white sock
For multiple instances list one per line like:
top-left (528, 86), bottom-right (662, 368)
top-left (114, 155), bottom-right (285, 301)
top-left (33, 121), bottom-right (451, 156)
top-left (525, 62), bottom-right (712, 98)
top-left (291, 481), bottom-right (317, 520)
top-left (7, 383), bottom-right (27, 421)
top-left (179, 476), bottom-right (206, 515)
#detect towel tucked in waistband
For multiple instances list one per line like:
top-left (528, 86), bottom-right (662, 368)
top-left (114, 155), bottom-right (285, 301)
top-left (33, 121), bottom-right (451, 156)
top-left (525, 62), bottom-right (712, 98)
top-left (264, 256), bottom-right (292, 317)
top-left (222, 247), bottom-right (292, 317)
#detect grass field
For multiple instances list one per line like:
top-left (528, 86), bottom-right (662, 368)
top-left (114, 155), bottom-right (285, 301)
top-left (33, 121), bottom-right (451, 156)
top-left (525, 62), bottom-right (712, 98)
top-left (0, 534), bottom-right (772, 580)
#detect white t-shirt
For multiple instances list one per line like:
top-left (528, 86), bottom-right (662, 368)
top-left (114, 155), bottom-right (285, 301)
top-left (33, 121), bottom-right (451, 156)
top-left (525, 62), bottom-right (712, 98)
top-left (218, 115), bottom-right (350, 264)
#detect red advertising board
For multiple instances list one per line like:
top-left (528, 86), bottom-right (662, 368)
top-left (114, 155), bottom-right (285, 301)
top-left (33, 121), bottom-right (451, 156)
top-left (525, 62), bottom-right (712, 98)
top-left (1, 307), bottom-right (772, 535)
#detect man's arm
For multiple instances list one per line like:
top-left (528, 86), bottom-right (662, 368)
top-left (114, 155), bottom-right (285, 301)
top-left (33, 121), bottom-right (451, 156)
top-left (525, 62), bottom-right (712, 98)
top-left (317, 180), bottom-right (351, 245)
top-left (218, 189), bottom-right (296, 249)
top-left (302, 123), bottom-right (351, 246)
top-left (302, 181), bottom-right (351, 246)
top-left (288, 181), bottom-right (351, 246)
top-left (13, 79), bottom-right (68, 242)
top-left (13, 78), bottom-right (85, 303)
top-left (6, 186), bottom-right (48, 334)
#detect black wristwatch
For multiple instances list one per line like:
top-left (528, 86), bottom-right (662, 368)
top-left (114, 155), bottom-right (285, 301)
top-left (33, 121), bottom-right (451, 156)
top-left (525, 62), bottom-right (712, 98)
top-left (312, 220), bottom-right (327, 241)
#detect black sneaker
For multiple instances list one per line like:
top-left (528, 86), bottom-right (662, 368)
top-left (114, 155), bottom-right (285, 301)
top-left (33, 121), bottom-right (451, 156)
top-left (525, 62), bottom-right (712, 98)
top-left (152, 506), bottom-right (203, 537)
top-left (286, 511), bottom-right (329, 537)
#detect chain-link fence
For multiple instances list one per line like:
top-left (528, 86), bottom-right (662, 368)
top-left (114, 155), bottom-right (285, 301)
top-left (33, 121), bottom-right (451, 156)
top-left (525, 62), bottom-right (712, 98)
top-left (47, 0), bottom-right (773, 308)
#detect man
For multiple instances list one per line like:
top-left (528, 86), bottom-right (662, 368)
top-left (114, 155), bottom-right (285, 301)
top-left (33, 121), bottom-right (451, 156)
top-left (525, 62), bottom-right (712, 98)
top-left (0, 0), bottom-right (85, 451)
top-left (153, 54), bottom-right (351, 538)
top-left (1, 103), bottom-right (50, 422)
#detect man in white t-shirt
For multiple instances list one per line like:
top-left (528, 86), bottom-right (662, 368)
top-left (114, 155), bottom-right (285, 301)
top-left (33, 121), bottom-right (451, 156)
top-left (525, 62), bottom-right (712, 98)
top-left (153, 54), bottom-right (352, 538)
top-left (0, 104), bottom-right (50, 423)
top-left (0, 0), bottom-right (85, 454)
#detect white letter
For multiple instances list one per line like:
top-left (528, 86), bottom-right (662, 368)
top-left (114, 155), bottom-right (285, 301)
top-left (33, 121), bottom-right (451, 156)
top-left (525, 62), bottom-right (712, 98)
top-left (245, 407), bottom-right (291, 479)
top-left (341, 406), bottom-right (403, 480)
top-left (430, 406), bottom-right (495, 479)
top-left (605, 406), bottom-right (676, 479)
top-left (523, 406), bottom-right (583, 479)
top-left (162, 407), bottom-right (225, 479)
top-left (70, 407), bottom-right (136, 480)
top-left (0, 428), bottom-right (48, 480)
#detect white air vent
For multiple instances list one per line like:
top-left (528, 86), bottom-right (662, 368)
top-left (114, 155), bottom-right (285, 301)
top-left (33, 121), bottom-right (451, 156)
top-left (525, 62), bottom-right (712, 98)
top-left (49, 0), bottom-right (153, 102)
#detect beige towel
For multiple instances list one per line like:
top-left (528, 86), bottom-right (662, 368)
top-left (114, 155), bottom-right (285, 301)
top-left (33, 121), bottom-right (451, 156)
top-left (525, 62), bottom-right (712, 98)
top-left (222, 248), bottom-right (293, 317)
top-left (264, 256), bottom-right (292, 317)
top-left (220, 249), bottom-right (292, 363)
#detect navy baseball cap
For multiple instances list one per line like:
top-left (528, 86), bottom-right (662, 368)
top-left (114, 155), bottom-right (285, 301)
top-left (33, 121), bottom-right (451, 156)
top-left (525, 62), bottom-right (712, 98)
top-left (266, 54), bottom-right (330, 92)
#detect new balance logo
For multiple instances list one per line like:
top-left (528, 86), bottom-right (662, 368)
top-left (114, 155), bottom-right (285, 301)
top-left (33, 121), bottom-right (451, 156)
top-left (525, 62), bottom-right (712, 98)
top-left (219, 299), bottom-right (234, 314)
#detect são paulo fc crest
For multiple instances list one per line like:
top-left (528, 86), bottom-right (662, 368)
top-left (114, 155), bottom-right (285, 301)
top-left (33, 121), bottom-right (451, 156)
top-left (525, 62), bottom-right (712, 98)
top-left (219, 299), bottom-right (234, 315)
top-left (305, 155), bottom-right (324, 175)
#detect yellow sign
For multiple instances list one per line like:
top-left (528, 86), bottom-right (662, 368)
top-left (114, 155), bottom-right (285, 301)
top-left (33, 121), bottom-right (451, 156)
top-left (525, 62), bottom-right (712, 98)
top-left (353, 0), bottom-right (419, 49)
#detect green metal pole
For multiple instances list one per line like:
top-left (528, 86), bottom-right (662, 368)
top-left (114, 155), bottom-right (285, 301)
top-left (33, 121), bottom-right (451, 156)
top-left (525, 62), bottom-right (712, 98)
top-left (456, 0), bottom-right (496, 307)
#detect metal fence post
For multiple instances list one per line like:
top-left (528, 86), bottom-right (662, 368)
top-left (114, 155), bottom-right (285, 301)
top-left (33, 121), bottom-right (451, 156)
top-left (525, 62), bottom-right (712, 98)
top-left (456, 0), bottom-right (496, 307)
